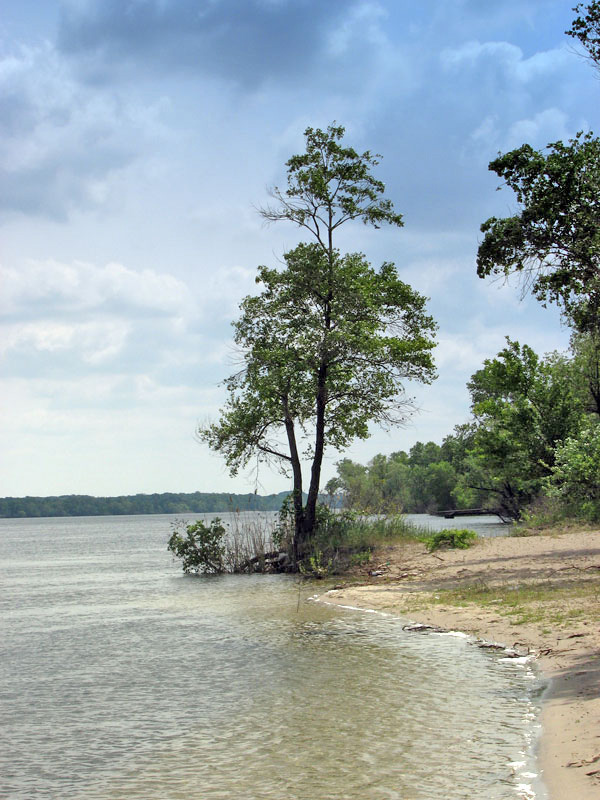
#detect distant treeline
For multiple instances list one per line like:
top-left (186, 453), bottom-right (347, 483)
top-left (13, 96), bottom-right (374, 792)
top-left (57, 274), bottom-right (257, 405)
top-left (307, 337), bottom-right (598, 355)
top-left (0, 491), bottom-right (296, 519)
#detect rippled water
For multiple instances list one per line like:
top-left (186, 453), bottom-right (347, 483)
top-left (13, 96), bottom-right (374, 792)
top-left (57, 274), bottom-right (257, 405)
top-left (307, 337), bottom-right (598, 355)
top-left (0, 514), bottom-right (546, 799)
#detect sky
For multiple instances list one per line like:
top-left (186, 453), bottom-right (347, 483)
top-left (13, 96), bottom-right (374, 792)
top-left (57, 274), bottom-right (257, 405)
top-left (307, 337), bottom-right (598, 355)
top-left (1, 0), bottom-right (599, 499)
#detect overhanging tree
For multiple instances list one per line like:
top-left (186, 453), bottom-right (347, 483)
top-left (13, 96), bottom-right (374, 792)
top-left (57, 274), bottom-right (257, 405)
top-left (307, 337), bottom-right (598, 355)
top-left (476, 132), bottom-right (600, 333)
top-left (201, 125), bottom-right (436, 560)
top-left (567, 2), bottom-right (600, 70)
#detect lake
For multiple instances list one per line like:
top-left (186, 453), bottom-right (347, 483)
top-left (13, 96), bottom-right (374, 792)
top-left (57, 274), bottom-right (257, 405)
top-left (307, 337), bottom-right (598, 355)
top-left (0, 513), bottom-right (546, 799)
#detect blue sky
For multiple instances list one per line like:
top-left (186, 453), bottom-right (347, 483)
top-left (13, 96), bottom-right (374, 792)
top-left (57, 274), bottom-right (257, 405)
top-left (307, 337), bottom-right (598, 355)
top-left (1, 0), bottom-right (598, 497)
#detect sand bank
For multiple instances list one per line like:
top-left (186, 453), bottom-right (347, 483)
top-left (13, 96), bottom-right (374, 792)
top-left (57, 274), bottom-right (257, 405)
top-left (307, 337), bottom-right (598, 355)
top-left (320, 530), bottom-right (600, 800)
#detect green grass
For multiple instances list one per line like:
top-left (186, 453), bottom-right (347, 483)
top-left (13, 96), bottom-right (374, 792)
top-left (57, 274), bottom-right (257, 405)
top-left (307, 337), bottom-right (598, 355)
top-left (426, 580), bottom-right (600, 627)
top-left (303, 514), bottom-right (480, 576)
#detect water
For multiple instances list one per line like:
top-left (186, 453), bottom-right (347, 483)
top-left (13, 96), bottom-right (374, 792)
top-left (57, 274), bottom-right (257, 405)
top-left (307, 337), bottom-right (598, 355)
top-left (404, 513), bottom-right (513, 538)
top-left (0, 514), bottom-right (546, 799)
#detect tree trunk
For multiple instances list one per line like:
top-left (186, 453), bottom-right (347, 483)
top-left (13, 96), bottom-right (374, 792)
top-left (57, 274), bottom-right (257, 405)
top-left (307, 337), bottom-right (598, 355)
top-left (283, 401), bottom-right (305, 564)
top-left (303, 242), bottom-right (334, 544)
top-left (304, 365), bottom-right (328, 540)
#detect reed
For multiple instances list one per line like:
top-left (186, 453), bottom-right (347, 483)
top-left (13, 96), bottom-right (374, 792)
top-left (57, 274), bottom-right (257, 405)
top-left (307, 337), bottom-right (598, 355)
top-left (222, 511), bottom-right (277, 572)
top-left (299, 510), bottom-right (429, 576)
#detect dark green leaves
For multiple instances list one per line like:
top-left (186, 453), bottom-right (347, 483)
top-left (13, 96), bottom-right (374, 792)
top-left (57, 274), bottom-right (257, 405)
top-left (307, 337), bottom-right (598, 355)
top-left (200, 244), bottom-right (436, 474)
top-left (464, 338), bottom-right (585, 516)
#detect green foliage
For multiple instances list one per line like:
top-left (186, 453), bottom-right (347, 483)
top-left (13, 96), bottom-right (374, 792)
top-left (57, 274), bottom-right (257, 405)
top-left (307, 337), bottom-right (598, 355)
top-left (201, 246), bottom-right (436, 475)
top-left (567, 2), bottom-right (600, 68)
top-left (570, 330), bottom-right (600, 416)
top-left (545, 422), bottom-right (600, 521)
top-left (464, 338), bottom-right (585, 518)
top-left (330, 445), bottom-right (461, 515)
top-left (477, 133), bottom-right (600, 333)
top-left (167, 518), bottom-right (227, 574)
top-left (350, 549), bottom-right (372, 566)
top-left (421, 528), bottom-right (478, 552)
top-left (298, 549), bottom-right (333, 579)
top-left (261, 123), bottom-right (405, 248)
top-left (290, 503), bottom-right (425, 576)
top-left (329, 336), bottom-right (593, 522)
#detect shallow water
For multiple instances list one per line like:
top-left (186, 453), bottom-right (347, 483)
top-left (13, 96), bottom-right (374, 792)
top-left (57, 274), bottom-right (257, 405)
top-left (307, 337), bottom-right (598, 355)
top-left (0, 514), bottom-right (545, 799)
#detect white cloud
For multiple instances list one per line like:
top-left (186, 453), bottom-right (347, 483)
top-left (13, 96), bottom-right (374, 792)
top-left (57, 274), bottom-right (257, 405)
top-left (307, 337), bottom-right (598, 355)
top-left (1, 259), bottom-right (194, 317)
top-left (0, 42), bottom-right (167, 218)
top-left (0, 319), bottom-right (129, 362)
top-left (505, 107), bottom-right (571, 148)
top-left (440, 40), bottom-right (569, 82)
top-left (0, 258), bottom-right (214, 381)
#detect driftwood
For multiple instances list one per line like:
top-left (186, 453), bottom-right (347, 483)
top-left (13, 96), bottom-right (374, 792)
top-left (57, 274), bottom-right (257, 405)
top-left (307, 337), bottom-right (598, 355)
top-left (235, 550), bottom-right (292, 573)
top-left (402, 623), bottom-right (447, 634)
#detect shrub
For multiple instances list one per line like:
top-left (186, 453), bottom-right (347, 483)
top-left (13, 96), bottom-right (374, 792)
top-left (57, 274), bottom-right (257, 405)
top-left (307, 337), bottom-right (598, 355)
top-left (167, 518), bottom-right (227, 574)
top-left (421, 528), bottom-right (478, 552)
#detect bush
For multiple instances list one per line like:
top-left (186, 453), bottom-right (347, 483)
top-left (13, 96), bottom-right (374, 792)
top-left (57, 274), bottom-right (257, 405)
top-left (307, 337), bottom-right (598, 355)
top-left (421, 528), bottom-right (478, 552)
top-left (167, 518), bottom-right (227, 574)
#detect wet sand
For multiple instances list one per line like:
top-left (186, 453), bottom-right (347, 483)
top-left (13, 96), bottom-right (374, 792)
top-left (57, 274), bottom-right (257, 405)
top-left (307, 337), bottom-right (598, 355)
top-left (320, 530), bottom-right (600, 800)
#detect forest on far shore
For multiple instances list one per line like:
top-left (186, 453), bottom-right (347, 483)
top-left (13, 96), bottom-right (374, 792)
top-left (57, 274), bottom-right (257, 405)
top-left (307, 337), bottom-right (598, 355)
top-left (0, 490), bottom-right (294, 519)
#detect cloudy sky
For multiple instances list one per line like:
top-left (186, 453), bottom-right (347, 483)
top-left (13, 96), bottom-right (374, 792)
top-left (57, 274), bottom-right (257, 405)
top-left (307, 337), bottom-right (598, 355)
top-left (1, 0), bottom-right (598, 498)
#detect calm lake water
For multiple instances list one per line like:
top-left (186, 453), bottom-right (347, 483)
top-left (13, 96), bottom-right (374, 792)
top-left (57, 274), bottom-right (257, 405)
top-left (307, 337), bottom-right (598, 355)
top-left (0, 513), bottom-right (546, 799)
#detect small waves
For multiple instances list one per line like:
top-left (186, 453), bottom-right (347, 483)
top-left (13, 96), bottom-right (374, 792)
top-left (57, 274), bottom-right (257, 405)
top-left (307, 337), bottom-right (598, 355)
top-left (0, 514), bottom-right (545, 799)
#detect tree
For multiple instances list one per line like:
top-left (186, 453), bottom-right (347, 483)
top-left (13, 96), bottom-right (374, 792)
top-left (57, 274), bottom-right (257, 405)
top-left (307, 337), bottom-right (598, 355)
top-left (545, 421), bottom-right (600, 521)
top-left (464, 339), bottom-right (585, 518)
top-left (570, 329), bottom-right (600, 415)
top-left (476, 133), bottom-right (600, 333)
top-left (201, 242), bottom-right (436, 561)
top-left (201, 124), bottom-right (436, 562)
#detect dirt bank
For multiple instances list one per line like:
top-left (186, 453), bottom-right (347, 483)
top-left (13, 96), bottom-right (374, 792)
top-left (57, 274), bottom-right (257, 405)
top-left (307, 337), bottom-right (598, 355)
top-left (320, 530), bottom-right (600, 800)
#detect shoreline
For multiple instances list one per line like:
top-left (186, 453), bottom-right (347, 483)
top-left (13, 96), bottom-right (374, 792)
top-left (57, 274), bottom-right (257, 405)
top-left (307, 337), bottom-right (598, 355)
top-left (318, 530), bottom-right (600, 800)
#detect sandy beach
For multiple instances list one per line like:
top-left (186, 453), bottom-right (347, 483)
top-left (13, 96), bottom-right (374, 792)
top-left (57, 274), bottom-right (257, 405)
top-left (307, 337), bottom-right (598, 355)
top-left (320, 530), bottom-right (600, 800)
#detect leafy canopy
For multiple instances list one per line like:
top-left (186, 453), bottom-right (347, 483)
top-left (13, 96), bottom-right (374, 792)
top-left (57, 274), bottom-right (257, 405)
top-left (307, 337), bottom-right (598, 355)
top-left (465, 338), bottom-right (585, 516)
top-left (201, 243), bottom-right (436, 476)
top-left (546, 422), bottom-right (600, 520)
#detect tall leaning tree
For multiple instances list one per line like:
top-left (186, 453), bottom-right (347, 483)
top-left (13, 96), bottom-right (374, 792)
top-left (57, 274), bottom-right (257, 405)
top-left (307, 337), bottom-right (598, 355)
top-left (200, 125), bottom-right (437, 562)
